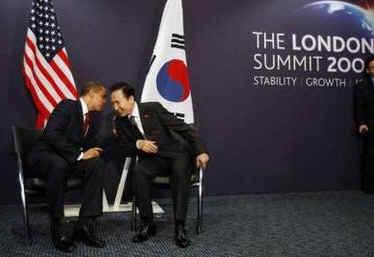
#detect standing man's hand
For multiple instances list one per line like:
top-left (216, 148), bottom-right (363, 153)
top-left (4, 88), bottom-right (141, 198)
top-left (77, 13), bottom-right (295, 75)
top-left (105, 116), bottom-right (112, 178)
top-left (196, 153), bottom-right (209, 170)
top-left (359, 124), bottom-right (369, 134)
top-left (82, 147), bottom-right (103, 160)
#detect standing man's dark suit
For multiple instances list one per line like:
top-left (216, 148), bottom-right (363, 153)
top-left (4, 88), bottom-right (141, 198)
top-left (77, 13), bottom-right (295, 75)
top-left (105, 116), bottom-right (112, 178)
top-left (355, 74), bottom-right (374, 193)
top-left (110, 82), bottom-right (209, 248)
top-left (26, 82), bottom-right (107, 252)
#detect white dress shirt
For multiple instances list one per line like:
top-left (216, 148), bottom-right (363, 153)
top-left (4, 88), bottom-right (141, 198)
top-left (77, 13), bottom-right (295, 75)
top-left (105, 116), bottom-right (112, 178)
top-left (129, 102), bottom-right (145, 136)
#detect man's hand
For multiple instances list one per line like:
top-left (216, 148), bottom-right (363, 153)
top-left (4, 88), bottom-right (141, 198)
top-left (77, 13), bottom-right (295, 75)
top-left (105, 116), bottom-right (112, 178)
top-left (359, 124), bottom-right (369, 134)
top-left (82, 147), bottom-right (103, 160)
top-left (136, 140), bottom-right (158, 154)
top-left (196, 153), bottom-right (209, 170)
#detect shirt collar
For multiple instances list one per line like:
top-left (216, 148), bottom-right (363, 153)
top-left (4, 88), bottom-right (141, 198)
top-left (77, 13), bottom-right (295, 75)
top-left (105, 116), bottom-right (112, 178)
top-left (130, 102), bottom-right (140, 119)
top-left (79, 97), bottom-right (89, 116)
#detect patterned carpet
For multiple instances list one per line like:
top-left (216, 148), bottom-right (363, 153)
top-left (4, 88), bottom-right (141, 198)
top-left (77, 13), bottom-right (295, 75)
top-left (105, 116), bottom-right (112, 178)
top-left (2, 191), bottom-right (374, 257)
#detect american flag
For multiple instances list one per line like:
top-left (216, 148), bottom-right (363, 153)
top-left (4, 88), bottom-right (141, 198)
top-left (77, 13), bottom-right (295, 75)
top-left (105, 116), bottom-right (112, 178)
top-left (23, 0), bottom-right (78, 128)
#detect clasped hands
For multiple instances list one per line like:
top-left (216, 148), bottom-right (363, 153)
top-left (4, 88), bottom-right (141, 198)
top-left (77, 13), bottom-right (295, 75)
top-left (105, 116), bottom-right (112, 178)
top-left (82, 147), bottom-right (103, 160)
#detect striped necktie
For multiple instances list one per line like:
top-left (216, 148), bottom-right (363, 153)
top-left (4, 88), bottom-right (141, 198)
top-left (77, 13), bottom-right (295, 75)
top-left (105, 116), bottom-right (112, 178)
top-left (82, 112), bottom-right (90, 136)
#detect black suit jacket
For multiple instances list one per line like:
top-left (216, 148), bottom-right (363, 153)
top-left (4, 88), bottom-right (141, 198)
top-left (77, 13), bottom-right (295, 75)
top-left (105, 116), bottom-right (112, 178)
top-left (28, 99), bottom-right (100, 166)
top-left (113, 102), bottom-right (207, 159)
top-left (98, 102), bottom-right (207, 202)
top-left (355, 77), bottom-right (374, 126)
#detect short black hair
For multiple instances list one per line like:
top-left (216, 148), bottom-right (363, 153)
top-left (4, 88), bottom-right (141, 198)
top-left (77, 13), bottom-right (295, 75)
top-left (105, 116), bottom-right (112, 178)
top-left (365, 55), bottom-right (374, 69)
top-left (110, 81), bottom-right (135, 98)
top-left (80, 81), bottom-right (105, 96)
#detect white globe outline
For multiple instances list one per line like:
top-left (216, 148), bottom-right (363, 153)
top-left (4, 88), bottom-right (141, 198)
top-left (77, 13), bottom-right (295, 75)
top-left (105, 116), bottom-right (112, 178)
top-left (300, 1), bottom-right (374, 36)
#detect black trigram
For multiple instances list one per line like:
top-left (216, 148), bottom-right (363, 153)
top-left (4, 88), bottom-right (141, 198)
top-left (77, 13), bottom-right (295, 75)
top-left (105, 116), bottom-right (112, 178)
top-left (173, 112), bottom-right (185, 121)
top-left (171, 33), bottom-right (185, 49)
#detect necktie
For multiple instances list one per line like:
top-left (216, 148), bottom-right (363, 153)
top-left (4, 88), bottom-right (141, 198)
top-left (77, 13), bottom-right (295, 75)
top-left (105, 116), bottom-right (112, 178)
top-left (129, 115), bottom-right (143, 139)
top-left (83, 112), bottom-right (90, 136)
top-left (129, 115), bottom-right (136, 127)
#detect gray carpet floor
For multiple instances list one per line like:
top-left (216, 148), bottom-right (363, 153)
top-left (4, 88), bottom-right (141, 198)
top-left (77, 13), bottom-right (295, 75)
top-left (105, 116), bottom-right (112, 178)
top-left (2, 191), bottom-right (374, 257)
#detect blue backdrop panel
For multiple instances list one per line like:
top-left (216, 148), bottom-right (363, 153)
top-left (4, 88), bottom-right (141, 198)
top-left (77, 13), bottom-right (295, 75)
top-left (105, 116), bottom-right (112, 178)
top-left (0, 0), bottom-right (366, 204)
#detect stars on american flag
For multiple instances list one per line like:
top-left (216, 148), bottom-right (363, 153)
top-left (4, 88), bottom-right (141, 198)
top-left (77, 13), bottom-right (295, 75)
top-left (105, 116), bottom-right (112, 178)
top-left (29, 0), bottom-right (64, 62)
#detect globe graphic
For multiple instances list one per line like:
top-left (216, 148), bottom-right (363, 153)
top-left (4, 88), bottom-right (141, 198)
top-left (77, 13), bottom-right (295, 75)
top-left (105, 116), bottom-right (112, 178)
top-left (156, 59), bottom-right (190, 103)
top-left (294, 1), bottom-right (374, 39)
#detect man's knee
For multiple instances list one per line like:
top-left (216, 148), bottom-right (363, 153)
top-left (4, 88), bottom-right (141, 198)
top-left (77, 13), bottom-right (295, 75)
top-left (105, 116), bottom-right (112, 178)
top-left (134, 162), bottom-right (155, 179)
top-left (84, 157), bottom-right (105, 171)
top-left (172, 169), bottom-right (191, 184)
top-left (173, 156), bottom-right (192, 177)
top-left (48, 157), bottom-right (70, 182)
top-left (51, 155), bottom-right (69, 172)
top-left (134, 163), bottom-right (147, 175)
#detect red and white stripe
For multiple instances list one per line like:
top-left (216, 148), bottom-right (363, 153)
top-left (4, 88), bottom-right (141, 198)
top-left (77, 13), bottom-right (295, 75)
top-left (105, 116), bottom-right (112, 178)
top-left (23, 28), bottom-right (78, 128)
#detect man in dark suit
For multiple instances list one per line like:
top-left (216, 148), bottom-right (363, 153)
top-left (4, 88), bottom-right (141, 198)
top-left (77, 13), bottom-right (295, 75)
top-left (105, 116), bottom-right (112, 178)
top-left (355, 55), bottom-right (374, 194)
top-left (109, 81), bottom-right (209, 248)
top-left (26, 81), bottom-right (107, 252)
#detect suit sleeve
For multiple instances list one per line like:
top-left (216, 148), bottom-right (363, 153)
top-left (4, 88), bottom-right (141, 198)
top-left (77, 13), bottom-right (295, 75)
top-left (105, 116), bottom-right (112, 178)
top-left (109, 119), bottom-right (141, 158)
top-left (42, 100), bottom-right (80, 165)
top-left (355, 82), bottom-right (367, 126)
top-left (155, 103), bottom-right (208, 156)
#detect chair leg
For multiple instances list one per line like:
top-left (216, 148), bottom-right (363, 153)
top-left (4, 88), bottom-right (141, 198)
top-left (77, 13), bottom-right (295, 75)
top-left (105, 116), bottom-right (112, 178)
top-left (18, 170), bottom-right (32, 245)
top-left (131, 196), bottom-right (137, 231)
top-left (196, 182), bottom-right (203, 235)
top-left (196, 190), bottom-right (201, 234)
top-left (22, 201), bottom-right (32, 246)
top-left (196, 168), bottom-right (204, 234)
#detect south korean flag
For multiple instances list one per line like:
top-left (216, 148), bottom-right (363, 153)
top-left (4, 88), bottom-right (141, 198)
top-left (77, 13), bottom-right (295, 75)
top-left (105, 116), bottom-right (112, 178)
top-left (141, 0), bottom-right (194, 124)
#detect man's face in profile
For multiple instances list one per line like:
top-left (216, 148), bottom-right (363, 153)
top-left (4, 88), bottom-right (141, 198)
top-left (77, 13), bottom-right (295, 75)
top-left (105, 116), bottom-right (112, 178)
top-left (367, 60), bottom-right (374, 78)
top-left (111, 89), bottom-right (134, 117)
top-left (89, 88), bottom-right (107, 111)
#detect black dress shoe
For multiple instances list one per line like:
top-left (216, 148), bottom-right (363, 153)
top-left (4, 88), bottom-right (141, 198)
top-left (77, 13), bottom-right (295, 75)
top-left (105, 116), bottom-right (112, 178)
top-left (132, 222), bottom-right (157, 243)
top-left (51, 219), bottom-right (76, 253)
top-left (175, 225), bottom-right (191, 248)
top-left (73, 224), bottom-right (105, 248)
top-left (52, 235), bottom-right (76, 253)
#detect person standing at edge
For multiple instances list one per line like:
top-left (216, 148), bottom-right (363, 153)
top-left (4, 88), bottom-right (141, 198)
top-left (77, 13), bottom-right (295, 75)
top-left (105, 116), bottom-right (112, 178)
top-left (355, 55), bottom-right (374, 194)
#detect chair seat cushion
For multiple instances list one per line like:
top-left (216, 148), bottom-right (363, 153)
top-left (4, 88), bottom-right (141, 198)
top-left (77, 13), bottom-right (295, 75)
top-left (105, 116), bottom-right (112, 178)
top-left (152, 173), bottom-right (199, 185)
top-left (24, 177), bottom-right (83, 195)
top-left (66, 178), bottom-right (83, 189)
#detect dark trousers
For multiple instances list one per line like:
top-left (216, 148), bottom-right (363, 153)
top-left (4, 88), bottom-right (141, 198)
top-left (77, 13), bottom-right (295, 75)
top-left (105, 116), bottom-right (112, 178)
top-left (364, 125), bottom-right (374, 191)
top-left (27, 151), bottom-right (104, 219)
top-left (134, 153), bottom-right (192, 224)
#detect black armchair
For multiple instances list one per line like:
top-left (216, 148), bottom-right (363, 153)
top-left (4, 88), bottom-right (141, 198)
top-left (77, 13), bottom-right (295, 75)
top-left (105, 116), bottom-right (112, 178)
top-left (11, 125), bottom-right (83, 245)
